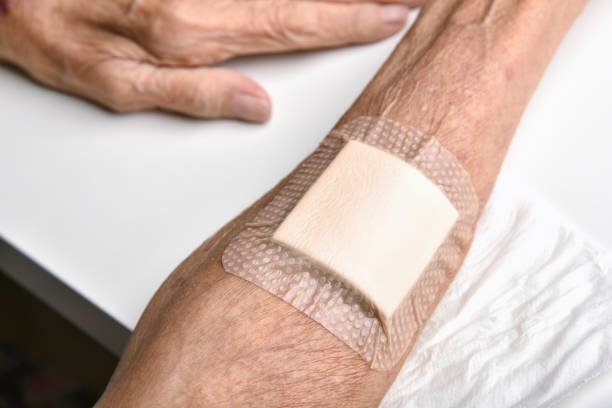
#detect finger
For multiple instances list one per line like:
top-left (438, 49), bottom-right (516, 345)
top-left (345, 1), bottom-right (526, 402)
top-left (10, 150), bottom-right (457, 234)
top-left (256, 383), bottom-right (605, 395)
top-left (224, 2), bottom-right (411, 56)
top-left (95, 61), bottom-right (271, 122)
top-left (300, 0), bottom-right (424, 6)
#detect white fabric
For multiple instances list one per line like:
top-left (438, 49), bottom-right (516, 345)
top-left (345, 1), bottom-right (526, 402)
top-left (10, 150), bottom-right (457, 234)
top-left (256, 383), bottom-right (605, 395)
top-left (380, 178), bottom-right (612, 408)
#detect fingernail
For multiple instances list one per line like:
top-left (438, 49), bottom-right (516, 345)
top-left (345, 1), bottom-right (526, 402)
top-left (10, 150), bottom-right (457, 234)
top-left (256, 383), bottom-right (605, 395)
top-left (380, 5), bottom-right (410, 35)
top-left (231, 93), bottom-right (271, 123)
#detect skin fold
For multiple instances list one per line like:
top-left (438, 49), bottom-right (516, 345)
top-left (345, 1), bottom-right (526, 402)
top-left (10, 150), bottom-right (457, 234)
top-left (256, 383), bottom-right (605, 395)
top-left (0, 0), bottom-right (422, 122)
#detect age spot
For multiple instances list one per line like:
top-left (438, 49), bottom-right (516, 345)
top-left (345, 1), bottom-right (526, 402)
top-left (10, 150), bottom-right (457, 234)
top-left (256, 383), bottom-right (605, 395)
top-left (505, 66), bottom-right (514, 82)
top-left (171, 276), bottom-right (186, 289)
top-left (0, 0), bottom-right (10, 15)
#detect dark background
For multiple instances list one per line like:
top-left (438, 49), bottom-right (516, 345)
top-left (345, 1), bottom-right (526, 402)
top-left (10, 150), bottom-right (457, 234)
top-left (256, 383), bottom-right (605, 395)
top-left (0, 271), bottom-right (118, 407)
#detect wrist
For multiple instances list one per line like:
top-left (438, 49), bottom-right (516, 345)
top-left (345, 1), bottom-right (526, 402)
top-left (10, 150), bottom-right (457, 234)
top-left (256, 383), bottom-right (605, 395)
top-left (338, 0), bottom-right (587, 204)
top-left (337, 1), bottom-right (507, 204)
top-left (344, 1), bottom-right (518, 130)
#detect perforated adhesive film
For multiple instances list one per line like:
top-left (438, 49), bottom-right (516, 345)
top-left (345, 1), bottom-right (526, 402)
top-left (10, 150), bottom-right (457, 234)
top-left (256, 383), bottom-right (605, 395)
top-left (222, 116), bottom-right (479, 370)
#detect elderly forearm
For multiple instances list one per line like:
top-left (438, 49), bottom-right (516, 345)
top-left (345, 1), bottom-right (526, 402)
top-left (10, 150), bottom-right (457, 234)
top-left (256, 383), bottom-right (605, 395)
top-left (342, 0), bottom-right (588, 203)
top-left (97, 1), bottom-right (587, 407)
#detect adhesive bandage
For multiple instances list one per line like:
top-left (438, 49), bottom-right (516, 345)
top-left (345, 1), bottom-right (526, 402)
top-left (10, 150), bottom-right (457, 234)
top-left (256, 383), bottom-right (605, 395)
top-left (222, 117), bottom-right (479, 370)
top-left (272, 140), bottom-right (459, 325)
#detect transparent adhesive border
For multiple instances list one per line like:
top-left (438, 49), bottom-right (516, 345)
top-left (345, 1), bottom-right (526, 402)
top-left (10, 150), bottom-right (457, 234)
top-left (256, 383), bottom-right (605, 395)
top-left (222, 116), bottom-right (479, 370)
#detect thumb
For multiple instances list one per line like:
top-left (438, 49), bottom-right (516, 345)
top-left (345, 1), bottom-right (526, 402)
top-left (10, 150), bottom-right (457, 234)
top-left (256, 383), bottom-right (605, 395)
top-left (97, 62), bottom-right (271, 122)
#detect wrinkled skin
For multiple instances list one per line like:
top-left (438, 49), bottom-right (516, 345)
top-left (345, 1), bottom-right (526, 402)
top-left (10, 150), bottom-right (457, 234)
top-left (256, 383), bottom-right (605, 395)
top-left (94, 0), bottom-right (588, 406)
top-left (0, 0), bottom-right (423, 121)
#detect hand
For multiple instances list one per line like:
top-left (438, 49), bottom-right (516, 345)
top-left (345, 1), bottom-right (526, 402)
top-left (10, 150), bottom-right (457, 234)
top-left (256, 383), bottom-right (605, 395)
top-left (0, 0), bottom-right (422, 122)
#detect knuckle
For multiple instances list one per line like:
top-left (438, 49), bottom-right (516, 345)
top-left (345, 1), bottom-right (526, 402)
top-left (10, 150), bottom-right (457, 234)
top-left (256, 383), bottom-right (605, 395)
top-left (139, 13), bottom-right (173, 49)
top-left (290, 7), bottom-right (325, 38)
top-left (259, 5), bottom-right (296, 43)
top-left (132, 2), bottom-right (232, 66)
top-left (98, 72), bottom-right (137, 113)
top-left (255, 4), bottom-right (329, 47)
top-left (106, 91), bottom-right (135, 113)
top-left (190, 82), bottom-right (221, 116)
top-left (133, 1), bottom-right (182, 50)
top-left (259, 4), bottom-right (352, 46)
top-left (337, 7), bottom-right (372, 41)
top-left (165, 44), bottom-right (232, 67)
top-left (349, 9), bottom-right (369, 37)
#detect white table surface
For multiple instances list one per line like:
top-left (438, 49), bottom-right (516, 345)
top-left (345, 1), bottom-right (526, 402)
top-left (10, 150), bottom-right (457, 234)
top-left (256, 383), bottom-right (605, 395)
top-left (1, 2), bottom-right (611, 406)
